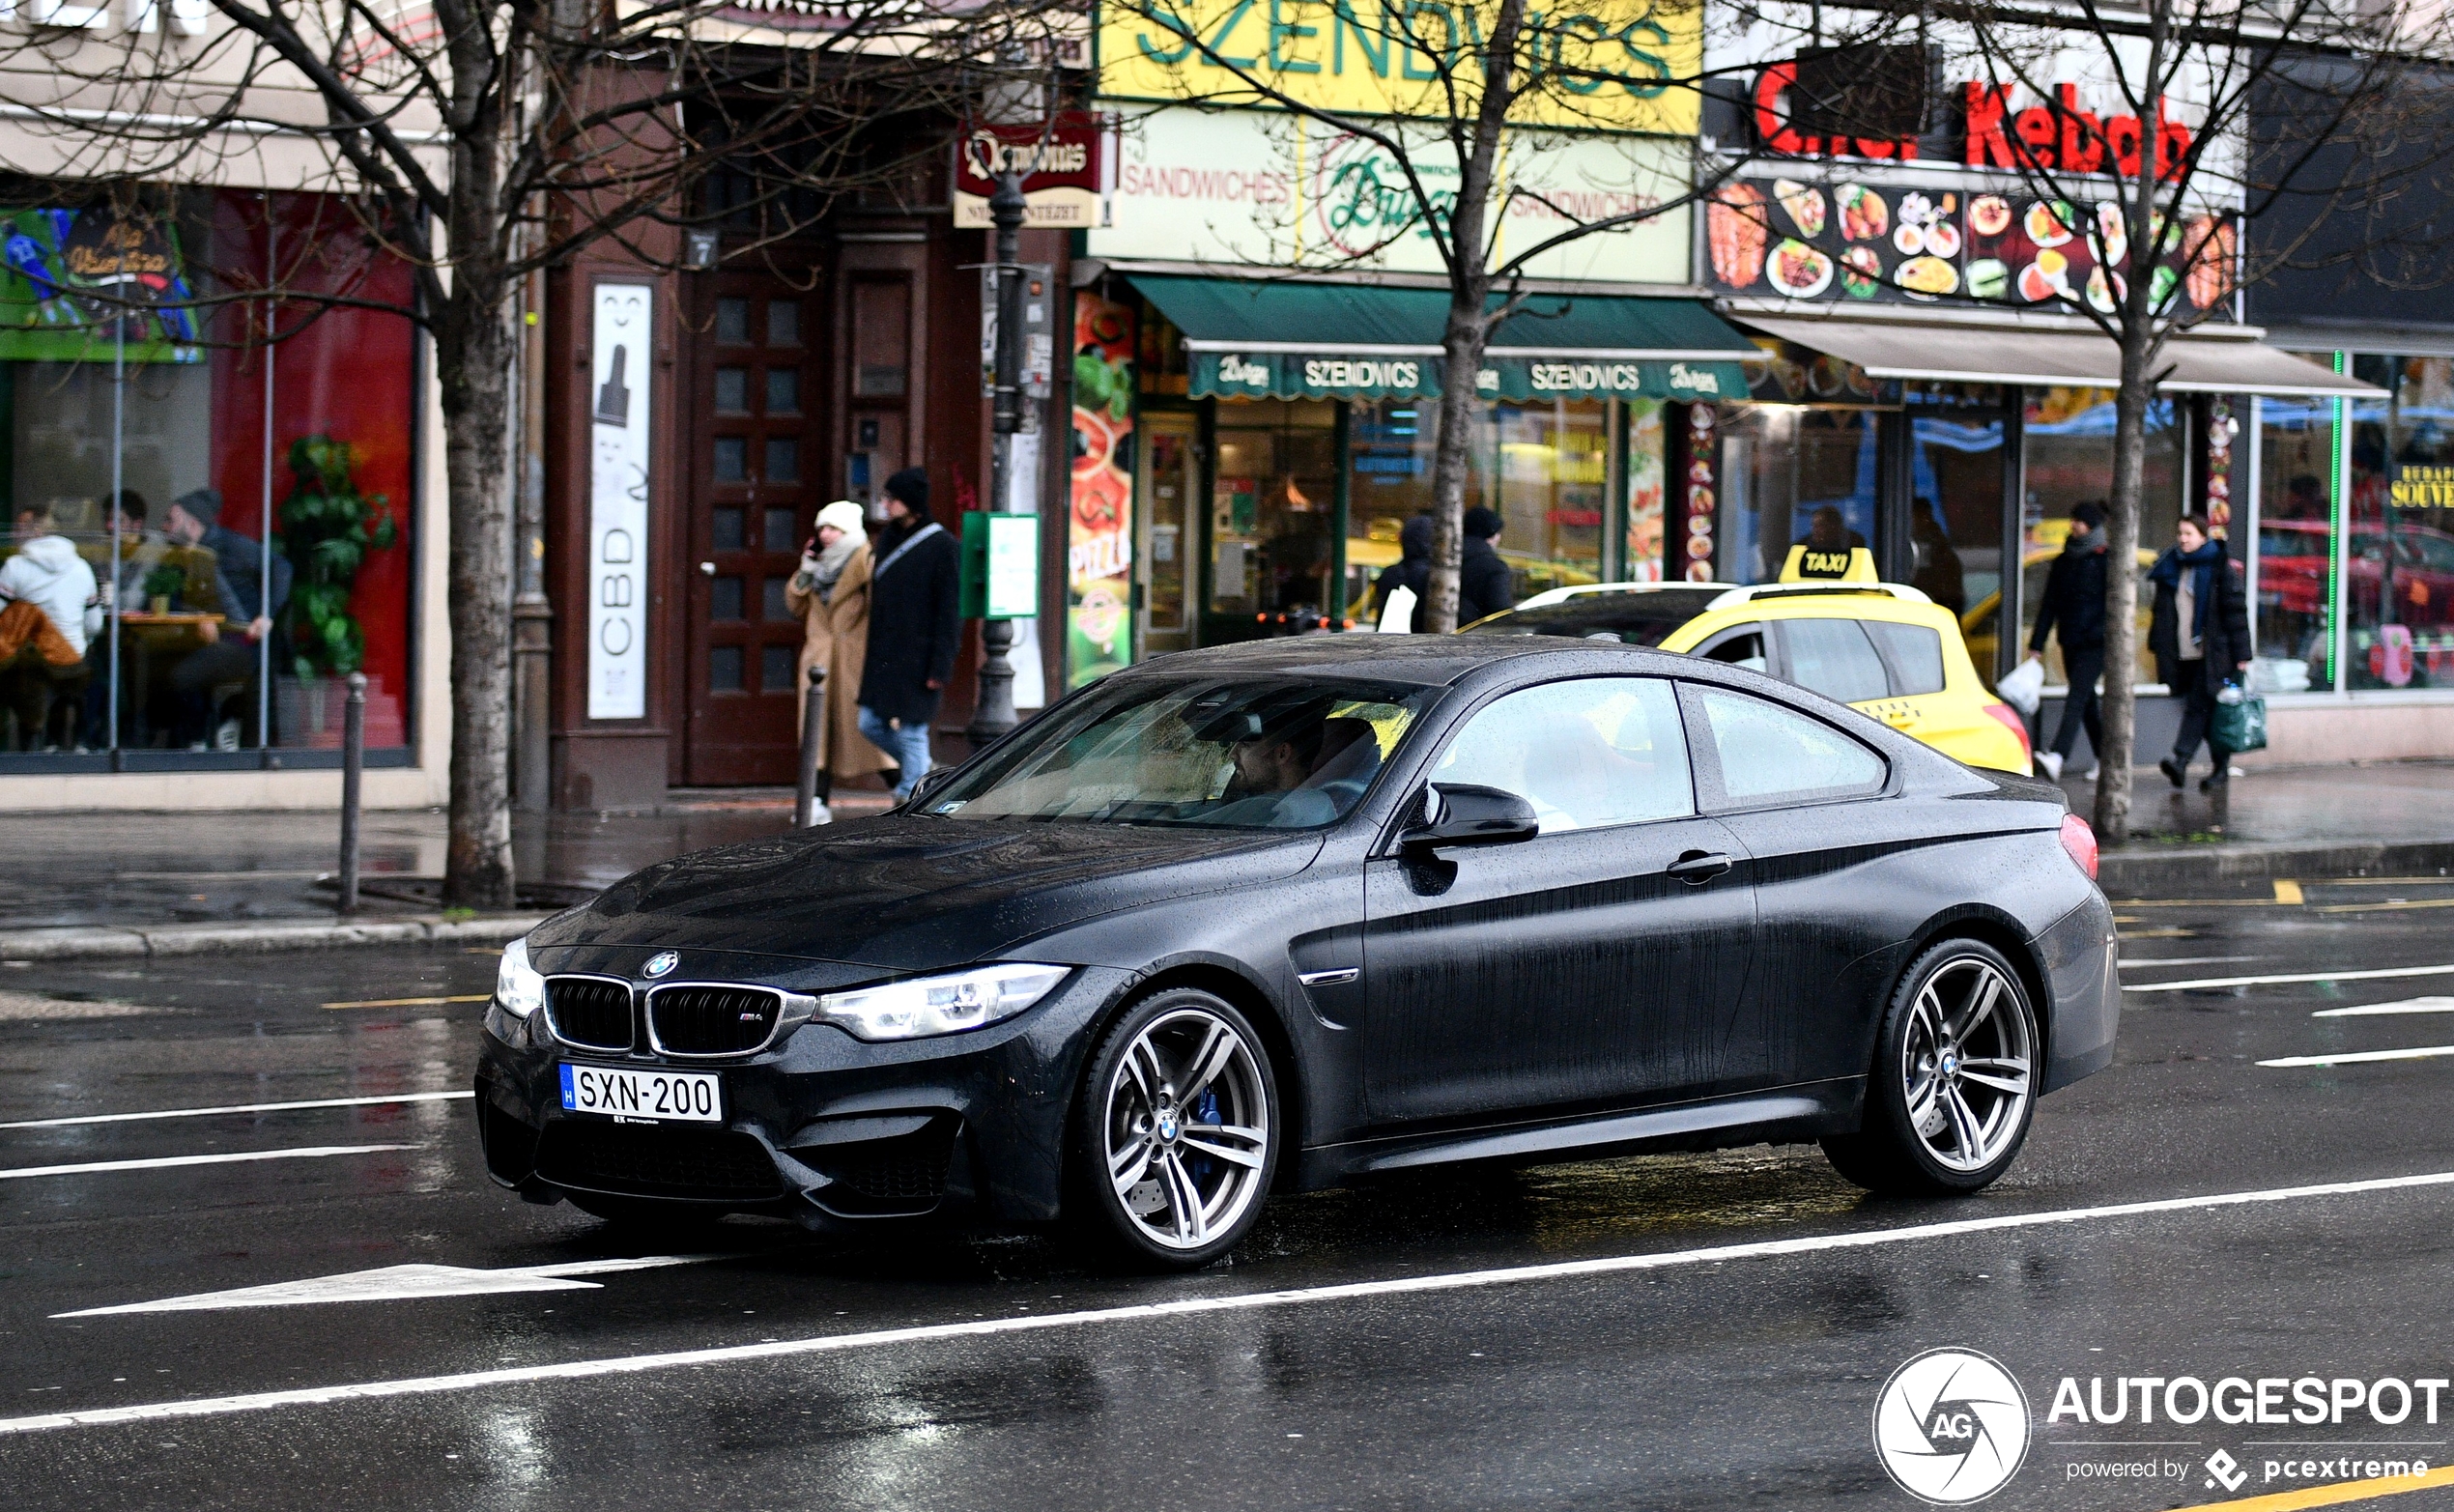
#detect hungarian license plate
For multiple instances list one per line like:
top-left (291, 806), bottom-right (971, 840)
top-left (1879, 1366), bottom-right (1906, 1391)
top-left (558, 1063), bottom-right (722, 1124)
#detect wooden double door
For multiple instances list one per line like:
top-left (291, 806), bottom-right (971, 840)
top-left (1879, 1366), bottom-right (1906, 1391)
top-left (680, 272), bottom-right (825, 785)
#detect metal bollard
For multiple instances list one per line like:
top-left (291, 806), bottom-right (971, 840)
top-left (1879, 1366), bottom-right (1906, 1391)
top-left (793, 665), bottom-right (827, 827)
top-left (338, 670), bottom-right (365, 915)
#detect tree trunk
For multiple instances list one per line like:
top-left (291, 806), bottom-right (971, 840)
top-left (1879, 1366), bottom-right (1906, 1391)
top-left (436, 265), bottom-right (518, 910)
top-left (2093, 339), bottom-right (2154, 844)
top-left (1421, 298), bottom-right (1485, 634)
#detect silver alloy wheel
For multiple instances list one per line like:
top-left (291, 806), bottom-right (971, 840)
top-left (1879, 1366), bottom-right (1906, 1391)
top-left (1101, 1007), bottom-right (1271, 1251)
top-left (1901, 956), bottom-right (2034, 1174)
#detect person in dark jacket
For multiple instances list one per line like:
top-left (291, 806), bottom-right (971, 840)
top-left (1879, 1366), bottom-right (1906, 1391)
top-left (163, 487), bottom-right (292, 748)
top-left (2148, 513), bottom-right (2252, 792)
top-left (1458, 505), bottom-right (1515, 626)
top-left (856, 468), bottom-right (961, 799)
top-left (1371, 515), bottom-right (1433, 631)
top-left (2025, 499), bottom-right (2110, 781)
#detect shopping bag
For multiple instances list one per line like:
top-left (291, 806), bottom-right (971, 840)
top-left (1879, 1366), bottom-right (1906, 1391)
top-left (1996, 656), bottom-right (2044, 717)
top-left (2212, 689), bottom-right (2269, 753)
top-left (1377, 585), bottom-right (1417, 634)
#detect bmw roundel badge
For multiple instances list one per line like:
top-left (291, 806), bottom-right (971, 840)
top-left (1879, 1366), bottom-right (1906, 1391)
top-left (643, 951), bottom-right (679, 979)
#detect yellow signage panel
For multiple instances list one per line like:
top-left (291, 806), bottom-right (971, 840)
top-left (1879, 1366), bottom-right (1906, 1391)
top-left (1097, 0), bottom-right (1702, 137)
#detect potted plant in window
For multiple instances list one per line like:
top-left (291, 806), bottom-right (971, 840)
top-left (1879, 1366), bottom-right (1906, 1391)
top-left (275, 435), bottom-right (396, 742)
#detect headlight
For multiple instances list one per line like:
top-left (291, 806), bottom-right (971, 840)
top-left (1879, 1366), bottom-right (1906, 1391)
top-left (815, 963), bottom-right (1069, 1042)
top-left (495, 937), bottom-right (546, 1018)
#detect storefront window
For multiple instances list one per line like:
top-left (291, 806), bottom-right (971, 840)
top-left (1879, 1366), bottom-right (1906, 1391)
top-left (2018, 388), bottom-right (2183, 688)
top-left (1211, 399), bottom-right (1337, 625)
top-left (1716, 406), bottom-right (1878, 585)
top-left (1623, 399), bottom-right (1667, 583)
top-left (0, 190), bottom-right (418, 762)
top-left (1346, 398), bottom-right (1484, 613)
top-left (2255, 387), bottom-right (2337, 693)
top-left (2346, 355), bottom-right (2454, 690)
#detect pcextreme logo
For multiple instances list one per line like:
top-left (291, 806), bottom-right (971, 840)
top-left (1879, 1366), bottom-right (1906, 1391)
top-left (1873, 1349), bottom-right (2032, 1504)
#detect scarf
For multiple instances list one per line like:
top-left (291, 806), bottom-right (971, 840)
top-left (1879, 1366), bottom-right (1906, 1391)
top-left (806, 532), bottom-right (858, 606)
top-left (2151, 540), bottom-right (2223, 642)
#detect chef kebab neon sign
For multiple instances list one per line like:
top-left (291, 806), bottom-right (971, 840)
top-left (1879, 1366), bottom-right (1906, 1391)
top-left (1752, 64), bottom-right (2197, 181)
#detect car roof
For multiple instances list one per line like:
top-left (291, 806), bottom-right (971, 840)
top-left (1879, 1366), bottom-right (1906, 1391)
top-left (1114, 633), bottom-right (1570, 687)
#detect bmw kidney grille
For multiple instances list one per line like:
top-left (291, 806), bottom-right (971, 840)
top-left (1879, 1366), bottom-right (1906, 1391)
top-left (646, 984), bottom-right (785, 1057)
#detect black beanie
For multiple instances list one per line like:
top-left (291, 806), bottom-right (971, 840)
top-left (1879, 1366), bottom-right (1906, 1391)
top-left (1464, 505), bottom-right (1502, 540)
top-left (883, 468), bottom-right (929, 516)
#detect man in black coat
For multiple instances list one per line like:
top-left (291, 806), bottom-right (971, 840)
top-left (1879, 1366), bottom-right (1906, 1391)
top-left (1458, 505), bottom-right (1515, 626)
top-left (856, 468), bottom-right (961, 799)
top-left (2147, 513), bottom-right (2253, 792)
top-left (2025, 499), bottom-right (2109, 781)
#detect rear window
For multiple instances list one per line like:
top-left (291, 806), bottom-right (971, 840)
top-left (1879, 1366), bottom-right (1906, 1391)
top-left (1779, 618), bottom-right (1891, 704)
top-left (1864, 621), bottom-right (1947, 697)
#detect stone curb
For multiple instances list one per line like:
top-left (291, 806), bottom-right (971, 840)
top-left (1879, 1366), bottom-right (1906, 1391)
top-left (2099, 839), bottom-right (2454, 893)
top-left (0, 914), bottom-right (551, 962)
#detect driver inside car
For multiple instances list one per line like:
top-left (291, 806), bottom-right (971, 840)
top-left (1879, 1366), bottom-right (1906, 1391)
top-left (1203, 701), bottom-right (1384, 827)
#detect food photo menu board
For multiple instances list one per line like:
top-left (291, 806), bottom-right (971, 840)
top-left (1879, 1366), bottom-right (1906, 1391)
top-left (1704, 175), bottom-right (2237, 314)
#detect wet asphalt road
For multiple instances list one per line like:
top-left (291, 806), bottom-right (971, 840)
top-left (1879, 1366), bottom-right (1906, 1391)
top-left (5, 882), bottom-right (2454, 1510)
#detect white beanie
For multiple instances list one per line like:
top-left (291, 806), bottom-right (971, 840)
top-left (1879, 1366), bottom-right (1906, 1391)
top-left (816, 499), bottom-right (867, 539)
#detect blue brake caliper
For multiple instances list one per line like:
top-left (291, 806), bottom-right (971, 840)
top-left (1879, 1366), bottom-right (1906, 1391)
top-left (1189, 1088), bottom-right (1221, 1184)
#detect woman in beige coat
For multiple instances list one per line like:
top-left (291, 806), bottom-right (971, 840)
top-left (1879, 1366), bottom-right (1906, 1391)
top-left (785, 499), bottom-right (890, 811)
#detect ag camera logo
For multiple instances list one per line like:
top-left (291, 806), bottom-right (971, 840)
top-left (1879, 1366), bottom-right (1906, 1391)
top-left (1874, 1349), bottom-right (2032, 1504)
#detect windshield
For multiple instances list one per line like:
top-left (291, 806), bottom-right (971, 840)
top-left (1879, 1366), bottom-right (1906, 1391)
top-left (923, 675), bottom-right (1435, 828)
top-left (1461, 589), bottom-right (1726, 647)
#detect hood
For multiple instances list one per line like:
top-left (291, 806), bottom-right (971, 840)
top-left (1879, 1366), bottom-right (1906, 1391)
top-left (12, 535), bottom-right (81, 578)
top-left (528, 815), bottom-right (1325, 971)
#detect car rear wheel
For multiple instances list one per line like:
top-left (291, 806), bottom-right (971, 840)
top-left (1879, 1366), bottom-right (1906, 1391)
top-left (1823, 939), bottom-right (2039, 1196)
top-left (1069, 987), bottom-right (1279, 1270)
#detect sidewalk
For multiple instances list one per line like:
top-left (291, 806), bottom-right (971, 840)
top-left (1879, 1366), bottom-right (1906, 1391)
top-left (0, 764), bottom-right (2445, 957)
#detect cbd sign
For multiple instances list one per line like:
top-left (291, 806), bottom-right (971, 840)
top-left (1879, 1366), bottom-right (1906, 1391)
top-left (1963, 82), bottom-right (2196, 182)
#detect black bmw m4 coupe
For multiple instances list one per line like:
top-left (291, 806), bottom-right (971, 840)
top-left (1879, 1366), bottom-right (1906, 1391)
top-left (476, 636), bottom-right (2117, 1269)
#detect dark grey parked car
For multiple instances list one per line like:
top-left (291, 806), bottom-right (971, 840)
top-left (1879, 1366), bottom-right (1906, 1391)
top-left (476, 637), bottom-right (2117, 1269)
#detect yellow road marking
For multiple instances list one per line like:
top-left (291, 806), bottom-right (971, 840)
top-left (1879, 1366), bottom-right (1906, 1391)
top-left (2171, 1463), bottom-right (2454, 1511)
top-left (2120, 927), bottom-right (2198, 939)
top-left (2274, 879), bottom-right (2305, 904)
top-left (2115, 899), bottom-right (2305, 909)
top-left (2317, 898), bottom-right (2454, 915)
top-left (320, 994), bottom-right (490, 1011)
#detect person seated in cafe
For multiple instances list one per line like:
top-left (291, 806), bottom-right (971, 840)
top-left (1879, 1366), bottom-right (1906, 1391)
top-left (162, 487), bottom-right (291, 748)
top-left (0, 501), bottom-right (101, 751)
top-left (104, 490), bottom-right (169, 611)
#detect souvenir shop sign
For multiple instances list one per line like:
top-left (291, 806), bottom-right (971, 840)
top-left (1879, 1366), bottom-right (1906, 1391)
top-left (1097, 0), bottom-right (1702, 137)
top-left (0, 208), bottom-right (202, 362)
top-left (1188, 350), bottom-right (1746, 402)
top-left (1703, 174), bottom-right (2238, 314)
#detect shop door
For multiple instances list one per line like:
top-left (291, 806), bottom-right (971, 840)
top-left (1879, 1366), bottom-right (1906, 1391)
top-left (683, 279), bottom-right (819, 785)
top-left (1139, 413), bottom-right (1197, 654)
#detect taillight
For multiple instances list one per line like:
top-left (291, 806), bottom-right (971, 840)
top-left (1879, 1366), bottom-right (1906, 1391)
top-left (2059, 813), bottom-right (2099, 880)
top-left (1983, 700), bottom-right (2033, 765)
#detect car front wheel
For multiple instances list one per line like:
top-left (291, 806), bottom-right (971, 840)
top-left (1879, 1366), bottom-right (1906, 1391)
top-left (1069, 987), bottom-right (1280, 1270)
top-left (1823, 939), bottom-right (2039, 1196)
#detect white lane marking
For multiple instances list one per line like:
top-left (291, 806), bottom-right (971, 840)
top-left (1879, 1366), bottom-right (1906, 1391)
top-left (7, 1168), bottom-right (2454, 1435)
top-left (2125, 963), bottom-right (2454, 993)
top-left (2258, 1045), bottom-right (2454, 1069)
top-left (55, 1255), bottom-right (731, 1318)
top-left (2312, 997), bottom-right (2454, 1018)
top-left (2117, 956), bottom-right (2264, 970)
top-left (0, 1146), bottom-right (419, 1182)
top-left (0, 1092), bottom-right (473, 1130)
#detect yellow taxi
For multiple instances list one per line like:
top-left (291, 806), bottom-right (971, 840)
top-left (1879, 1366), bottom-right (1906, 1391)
top-left (1460, 579), bottom-right (2034, 774)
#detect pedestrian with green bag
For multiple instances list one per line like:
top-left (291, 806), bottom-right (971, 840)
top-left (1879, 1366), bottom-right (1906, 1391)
top-left (2149, 514), bottom-right (2255, 793)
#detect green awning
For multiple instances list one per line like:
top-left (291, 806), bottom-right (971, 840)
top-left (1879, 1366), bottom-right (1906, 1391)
top-left (1132, 274), bottom-right (1756, 404)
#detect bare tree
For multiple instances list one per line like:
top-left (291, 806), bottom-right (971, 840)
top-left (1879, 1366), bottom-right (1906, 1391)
top-left (1897, 0), bottom-right (2454, 841)
top-left (1103, 0), bottom-right (1779, 629)
top-left (1, 0), bottom-right (1068, 905)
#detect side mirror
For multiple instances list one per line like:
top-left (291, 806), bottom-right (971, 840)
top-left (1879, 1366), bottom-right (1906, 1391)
top-left (1399, 783), bottom-right (1540, 851)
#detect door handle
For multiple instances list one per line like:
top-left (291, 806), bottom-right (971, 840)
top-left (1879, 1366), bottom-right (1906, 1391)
top-left (1667, 850), bottom-right (1732, 885)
